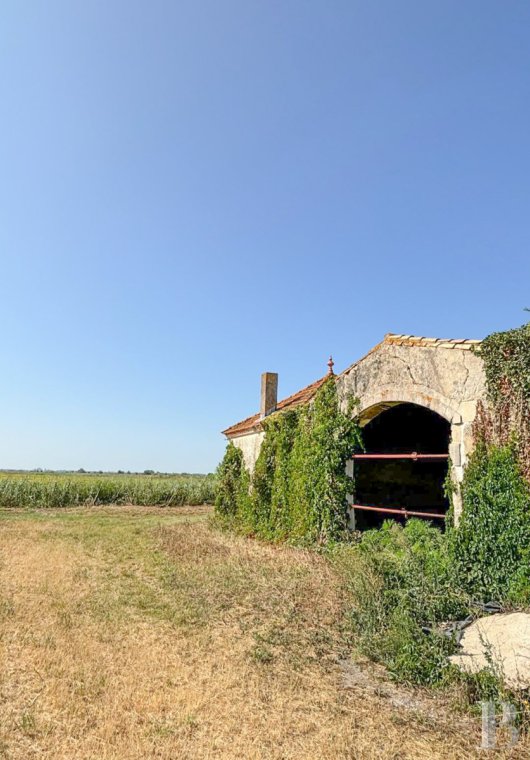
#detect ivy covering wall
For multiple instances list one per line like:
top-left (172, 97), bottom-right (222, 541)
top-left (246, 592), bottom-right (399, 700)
top-left (452, 321), bottom-right (530, 600)
top-left (451, 442), bottom-right (530, 600)
top-left (474, 320), bottom-right (530, 481)
top-left (215, 376), bottom-right (362, 543)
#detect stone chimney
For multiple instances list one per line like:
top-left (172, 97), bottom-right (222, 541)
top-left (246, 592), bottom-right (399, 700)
top-left (260, 372), bottom-right (278, 419)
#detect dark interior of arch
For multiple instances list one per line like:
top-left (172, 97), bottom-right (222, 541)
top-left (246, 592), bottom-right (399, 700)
top-left (354, 403), bottom-right (450, 530)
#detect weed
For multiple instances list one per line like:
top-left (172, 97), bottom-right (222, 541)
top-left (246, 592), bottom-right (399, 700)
top-left (332, 519), bottom-right (469, 686)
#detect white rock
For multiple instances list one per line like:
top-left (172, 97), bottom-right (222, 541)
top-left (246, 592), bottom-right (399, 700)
top-left (450, 612), bottom-right (530, 689)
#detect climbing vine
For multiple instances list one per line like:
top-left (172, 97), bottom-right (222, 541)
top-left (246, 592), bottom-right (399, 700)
top-left (287, 378), bottom-right (362, 542)
top-left (451, 442), bottom-right (530, 601)
top-left (215, 376), bottom-right (362, 543)
top-left (251, 408), bottom-right (301, 539)
top-left (452, 320), bottom-right (530, 600)
top-left (473, 320), bottom-right (530, 481)
top-left (215, 442), bottom-right (249, 518)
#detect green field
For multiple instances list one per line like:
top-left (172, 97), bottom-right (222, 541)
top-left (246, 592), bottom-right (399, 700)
top-left (0, 471), bottom-right (216, 508)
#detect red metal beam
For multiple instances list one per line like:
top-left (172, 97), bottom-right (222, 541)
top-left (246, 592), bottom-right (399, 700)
top-left (351, 453), bottom-right (448, 461)
top-left (351, 504), bottom-right (446, 520)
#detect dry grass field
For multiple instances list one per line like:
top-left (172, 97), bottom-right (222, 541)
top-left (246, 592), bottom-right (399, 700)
top-left (0, 506), bottom-right (527, 759)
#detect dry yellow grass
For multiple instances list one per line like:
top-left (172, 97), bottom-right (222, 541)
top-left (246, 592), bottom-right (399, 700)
top-left (0, 506), bottom-right (527, 759)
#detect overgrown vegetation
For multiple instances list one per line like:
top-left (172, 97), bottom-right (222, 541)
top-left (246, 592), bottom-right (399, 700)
top-left (0, 471), bottom-right (216, 508)
top-left (333, 519), bottom-right (468, 685)
top-left (450, 320), bottom-right (530, 603)
top-left (215, 376), bottom-right (362, 542)
top-left (474, 320), bottom-right (530, 480)
top-left (216, 323), bottom-right (530, 704)
top-left (214, 443), bottom-right (247, 517)
top-left (452, 443), bottom-right (530, 602)
top-left (333, 515), bottom-right (530, 719)
top-left (338, 323), bottom-right (530, 689)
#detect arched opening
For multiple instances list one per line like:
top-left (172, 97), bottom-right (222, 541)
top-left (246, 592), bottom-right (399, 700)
top-left (352, 403), bottom-right (451, 529)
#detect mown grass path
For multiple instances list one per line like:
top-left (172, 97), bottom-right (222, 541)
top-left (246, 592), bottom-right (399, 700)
top-left (0, 506), bottom-right (514, 759)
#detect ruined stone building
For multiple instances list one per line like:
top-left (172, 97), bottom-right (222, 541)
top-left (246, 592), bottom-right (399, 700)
top-left (222, 334), bottom-right (486, 528)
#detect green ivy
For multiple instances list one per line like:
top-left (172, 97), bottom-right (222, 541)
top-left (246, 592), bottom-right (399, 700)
top-left (479, 321), bottom-right (530, 405)
top-left (251, 409), bottom-right (301, 539)
top-left (268, 410), bottom-right (300, 539)
top-left (474, 321), bottom-right (530, 482)
top-left (215, 376), bottom-right (362, 544)
top-left (454, 321), bottom-right (530, 601)
top-left (451, 443), bottom-right (530, 601)
top-left (287, 378), bottom-right (362, 542)
top-left (215, 442), bottom-right (250, 519)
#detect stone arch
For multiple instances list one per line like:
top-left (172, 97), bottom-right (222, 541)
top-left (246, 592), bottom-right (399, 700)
top-left (355, 385), bottom-right (462, 427)
top-left (347, 388), bottom-right (467, 526)
top-left (351, 401), bottom-right (453, 529)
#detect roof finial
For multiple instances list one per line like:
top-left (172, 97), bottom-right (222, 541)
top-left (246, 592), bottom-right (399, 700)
top-left (327, 355), bottom-right (335, 376)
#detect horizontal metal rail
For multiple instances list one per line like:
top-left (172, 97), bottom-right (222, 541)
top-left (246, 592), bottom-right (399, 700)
top-left (351, 504), bottom-right (446, 520)
top-left (351, 453), bottom-right (448, 461)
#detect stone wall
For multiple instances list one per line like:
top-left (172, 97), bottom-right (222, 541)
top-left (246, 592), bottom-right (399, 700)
top-left (230, 430), bottom-right (265, 472)
top-left (338, 339), bottom-right (486, 520)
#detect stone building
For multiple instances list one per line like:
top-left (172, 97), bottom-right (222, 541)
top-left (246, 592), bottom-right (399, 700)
top-left (222, 334), bottom-right (486, 527)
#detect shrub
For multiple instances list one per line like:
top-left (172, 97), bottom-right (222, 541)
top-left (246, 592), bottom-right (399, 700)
top-left (334, 519), bottom-right (469, 685)
top-left (451, 443), bottom-right (530, 602)
top-left (215, 443), bottom-right (247, 517)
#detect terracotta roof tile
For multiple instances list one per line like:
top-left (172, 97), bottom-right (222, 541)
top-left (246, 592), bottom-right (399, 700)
top-left (383, 333), bottom-right (482, 350)
top-left (222, 375), bottom-right (328, 437)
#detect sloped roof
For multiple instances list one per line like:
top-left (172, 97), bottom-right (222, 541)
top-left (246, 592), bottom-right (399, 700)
top-left (222, 333), bottom-right (482, 438)
top-left (222, 375), bottom-right (328, 437)
top-left (383, 333), bottom-right (481, 350)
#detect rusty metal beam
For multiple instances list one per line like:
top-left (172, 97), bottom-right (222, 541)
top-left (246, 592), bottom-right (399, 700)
top-left (351, 504), bottom-right (446, 520)
top-left (351, 453), bottom-right (448, 461)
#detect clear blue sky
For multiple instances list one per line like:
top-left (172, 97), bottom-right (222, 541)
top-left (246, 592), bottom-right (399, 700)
top-left (1, 1), bottom-right (529, 472)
